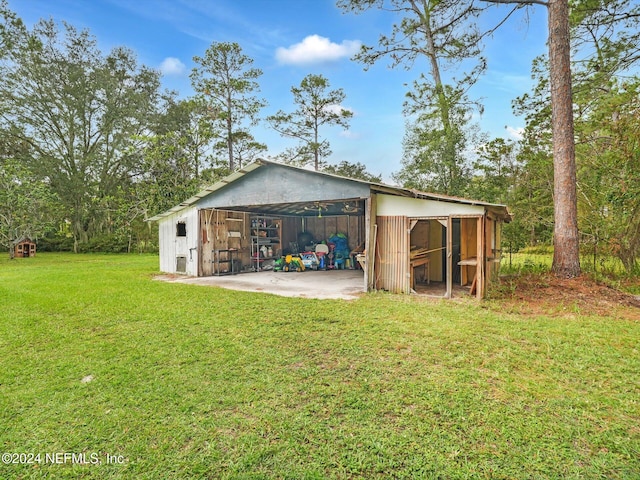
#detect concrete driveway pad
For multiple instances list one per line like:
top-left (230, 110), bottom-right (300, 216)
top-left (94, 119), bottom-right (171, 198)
top-left (156, 270), bottom-right (364, 300)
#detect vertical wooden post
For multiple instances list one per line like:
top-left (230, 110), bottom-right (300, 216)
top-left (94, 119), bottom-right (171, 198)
top-left (476, 215), bottom-right (485, 299)
top-left (460, 219), bottom-right (468, 285)
top-left (402, 216), bottom-right (410, 294)
top-left (446, 216), bottom-right (453, 299)
top-left (197, 209), bottom-right (203, 277)
top-left (365, 194), bottom-right (377, 292)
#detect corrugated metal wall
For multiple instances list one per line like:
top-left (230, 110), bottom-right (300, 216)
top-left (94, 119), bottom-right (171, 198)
top-left (375, 216), bottom-right (410, 294)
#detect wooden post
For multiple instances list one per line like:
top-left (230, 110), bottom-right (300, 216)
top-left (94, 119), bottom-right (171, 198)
top-left (476, 215), bottom-right (485, 299)
top-left (446, 216), bottom-right (453, 299)
top-left (403, 216), bottom-right (410, 294)
top-left (197, 209), bottom-right (204, 277)
top-left (365, 194), bottom-right (377, 292)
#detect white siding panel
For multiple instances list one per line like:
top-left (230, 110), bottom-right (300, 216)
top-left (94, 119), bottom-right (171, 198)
top-left (158, 215), bottom-right (176, 273)
top-left (376, 194), bottom-right (485, 217)
top-left (158, 207), bottom-right (199, 275)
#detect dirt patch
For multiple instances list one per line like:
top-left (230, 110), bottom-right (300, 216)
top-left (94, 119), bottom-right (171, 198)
top-left (490, 273), bottom-right (640, 321)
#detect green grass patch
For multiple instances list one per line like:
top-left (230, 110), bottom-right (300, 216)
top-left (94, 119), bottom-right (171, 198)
top-left (1, 253), bottom-right (639, 478)
top-left (500, 249), bottom-right (633, 278)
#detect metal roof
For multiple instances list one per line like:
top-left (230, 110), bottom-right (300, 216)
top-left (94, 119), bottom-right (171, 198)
top-left (147, 159), bottom-right (511, 222)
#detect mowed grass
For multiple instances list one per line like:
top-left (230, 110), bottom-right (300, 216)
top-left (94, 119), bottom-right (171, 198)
top-left (1, 254), bottom-right (639, 479)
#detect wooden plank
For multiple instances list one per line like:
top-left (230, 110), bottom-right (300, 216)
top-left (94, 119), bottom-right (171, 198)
top-left (460, 218), bottom-right (468, 286)
top-left (476, 215), bottom-right (485, 299)
top-left (375, 216), bottom-right (410, 294)
top-left (336, 216), bottom-right (347, 236)
top-left (201, 210), bottom-right (211, 276)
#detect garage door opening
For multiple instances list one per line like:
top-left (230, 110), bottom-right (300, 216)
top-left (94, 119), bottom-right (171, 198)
top-left (197, 201), bottom-right (366, 293)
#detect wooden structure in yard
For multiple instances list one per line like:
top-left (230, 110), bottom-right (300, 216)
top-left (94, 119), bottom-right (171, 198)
top-left (13, 237), bottom-right (36, 258)
top-left (148, 160), bottom-right (511, 299)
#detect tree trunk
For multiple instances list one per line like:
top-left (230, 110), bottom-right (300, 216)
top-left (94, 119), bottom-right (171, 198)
top-left (416, 0), bottom-right (456, 194)
top-left (548, 0), bottom-right (581, 277)
top-left (314, 117), bottom-right (320, 171)
top-left (227, 115), bottom-right (235, 172)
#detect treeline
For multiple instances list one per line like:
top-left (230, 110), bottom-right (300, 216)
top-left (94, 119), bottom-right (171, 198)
top-left (338, 0), bottom-right (640, 274)
top-left (1, 1), bottom-right (640, 274)
top-left (0, 2), bottom-right (376, 255)
top-left (469, 2), bottom-right (640, 274)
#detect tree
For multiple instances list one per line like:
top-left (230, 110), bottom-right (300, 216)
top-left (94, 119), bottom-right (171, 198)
top-left (575, 81), bottom-right (640, 273)
top-left (152, 95), bottom-right (218, 180)
top-left (491, 0), bottom-right (640, 272)
top-left (395, 89), bottom-right (483, 195)
top-left (322, 160), bottom-right (382, 182)
top-left (267, 74), bottom-right (352, 171)
top-left (568, 0), bottom-right (640, 273)
top-left (0, 18), bottom-right (161, 251)
top-left (338, 0), bottom-right (487, 195)
top-left (482, 0), bottom-right (580, 277)
top-left (139, 94), bottom-right (242, 220)
top-left (0, 140), bottom-right (58, 258)
top-left (221, 129), bottom-right (267, 169)
top-left (138, 132), bottom-right (202, 219)
top-left (470, 137), bottom-right (521, 204)
top-left (0, 0), bottom-right (26, 58)
top-left (190, 42), bottom-right (266, 172)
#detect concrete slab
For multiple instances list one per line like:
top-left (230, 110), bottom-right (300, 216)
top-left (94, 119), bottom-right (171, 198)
top-left (155, 269), bottom-right (365, 300)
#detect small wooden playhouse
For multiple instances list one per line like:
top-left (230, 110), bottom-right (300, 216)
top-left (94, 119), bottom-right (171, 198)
top-left (149, 160), bottom-right (511, 299)
top-left (13, 237), bottom-right (36, 258)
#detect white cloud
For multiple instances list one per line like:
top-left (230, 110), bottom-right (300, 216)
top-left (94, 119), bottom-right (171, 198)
top-left (159, 57), bottom-right (186, 76)
top-left (339, 130), bottom-right (360, 140)
top-left (506, 126), bottom-right (524, 140)
top-left (324, 104), bottom-right (353, 116)
top-left (275, 35), bottom-right (361, 65)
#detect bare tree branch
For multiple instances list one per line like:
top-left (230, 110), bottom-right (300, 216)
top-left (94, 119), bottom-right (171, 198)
top-left (481, 0), bottom-right (548, 7)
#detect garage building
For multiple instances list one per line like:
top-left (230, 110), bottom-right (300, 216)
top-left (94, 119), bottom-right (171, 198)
top-left (148, 159), bottom-right (511, 299)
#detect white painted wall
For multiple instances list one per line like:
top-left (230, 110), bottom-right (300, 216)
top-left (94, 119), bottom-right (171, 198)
top-left (376, 194), bottom-right (485, 217)
top-left (158, 207), bottom-right (199, 275)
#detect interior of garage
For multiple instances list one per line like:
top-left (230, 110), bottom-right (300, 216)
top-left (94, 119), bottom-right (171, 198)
top-left (198, 199), bottom-right (366, 277)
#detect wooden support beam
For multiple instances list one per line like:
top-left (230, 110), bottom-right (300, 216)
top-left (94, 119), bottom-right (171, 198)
top-left (365, 194), bottom-right (377, 292)
top-left (476, 215), bottom-right (485, 299)
top-left (446, 216), bottom-right (453, 299)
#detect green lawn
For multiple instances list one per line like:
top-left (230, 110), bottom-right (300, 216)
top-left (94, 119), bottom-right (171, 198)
top-left (1, 254), bottom-right (639, 479)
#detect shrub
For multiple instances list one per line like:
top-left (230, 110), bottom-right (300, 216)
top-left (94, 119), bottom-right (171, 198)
top-left (37, 232), bottom-right (74, 252)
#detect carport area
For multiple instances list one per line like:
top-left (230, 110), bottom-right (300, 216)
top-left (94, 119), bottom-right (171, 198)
top-left (156, 269), bottom-right (364, 300)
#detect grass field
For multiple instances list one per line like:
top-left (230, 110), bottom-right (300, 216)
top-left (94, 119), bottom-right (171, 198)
top-left (1, 253), bottom-right (639, 479)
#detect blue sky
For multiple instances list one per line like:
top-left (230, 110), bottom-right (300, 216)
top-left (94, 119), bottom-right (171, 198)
top-left (10, 0), bottom-right (548, 181)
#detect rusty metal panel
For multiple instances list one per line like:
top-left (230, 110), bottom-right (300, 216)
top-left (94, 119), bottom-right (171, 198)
top-left (375, 216), bottom-right (410, 294)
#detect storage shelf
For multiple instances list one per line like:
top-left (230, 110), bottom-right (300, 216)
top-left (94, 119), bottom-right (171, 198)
top-left (250, 215), bottom-right (282, 271)
top-left (212, 249), bottom-right (239, 276)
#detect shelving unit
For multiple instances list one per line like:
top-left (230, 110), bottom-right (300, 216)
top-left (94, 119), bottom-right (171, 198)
top-left (250, 215), bottom-right (281, 271)
top-left (212, 249), bottom-right (238, 275)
